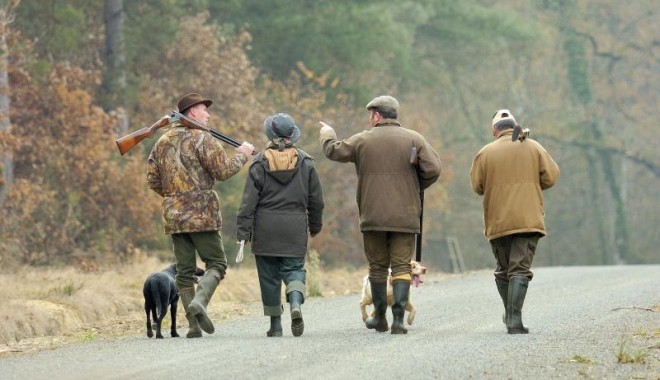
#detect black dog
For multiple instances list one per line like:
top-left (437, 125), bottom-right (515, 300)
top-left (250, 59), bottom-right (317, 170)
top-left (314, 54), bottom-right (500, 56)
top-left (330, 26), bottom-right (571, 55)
top-left (143, 264), bottom-right (205, 339)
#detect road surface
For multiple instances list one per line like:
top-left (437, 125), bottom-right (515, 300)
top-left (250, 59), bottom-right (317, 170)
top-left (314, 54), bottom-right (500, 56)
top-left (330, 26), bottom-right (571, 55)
top-left (1, 265), bottom-right (658, 379)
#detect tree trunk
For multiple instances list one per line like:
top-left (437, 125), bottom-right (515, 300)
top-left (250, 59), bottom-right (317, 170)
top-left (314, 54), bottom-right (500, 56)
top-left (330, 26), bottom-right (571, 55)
top-left (0, 0), bottom-right (20, 205)
top-left (102, 0), bottom-right (128, 134)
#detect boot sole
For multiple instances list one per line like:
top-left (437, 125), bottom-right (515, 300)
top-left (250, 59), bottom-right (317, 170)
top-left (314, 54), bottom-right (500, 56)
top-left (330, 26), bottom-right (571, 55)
top-left (186, 330), bottom-right (202, 338)
top-left (189, 302), bottom-right (215, 334)
top-left (267, 329), bottom-right (283, 337)
top-left (291, 308), bottom-right (304, 337)
top-left (365, 322), bottom-right (389, 332)
top-left (365, 318), bottom-right (389, 332)
top-left (195, 313), bottom-right (215, 334)
top-left (507, 327), bottom-right (529, 334)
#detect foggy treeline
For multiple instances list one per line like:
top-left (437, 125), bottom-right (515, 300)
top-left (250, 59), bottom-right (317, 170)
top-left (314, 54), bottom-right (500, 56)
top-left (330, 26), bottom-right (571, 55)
top-left (0, 0), bottom-right (657, 270)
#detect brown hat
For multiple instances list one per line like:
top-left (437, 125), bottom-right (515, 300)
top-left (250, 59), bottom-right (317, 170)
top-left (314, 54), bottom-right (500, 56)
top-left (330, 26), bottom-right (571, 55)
top-left (177, 93), bottom-right (212, 114)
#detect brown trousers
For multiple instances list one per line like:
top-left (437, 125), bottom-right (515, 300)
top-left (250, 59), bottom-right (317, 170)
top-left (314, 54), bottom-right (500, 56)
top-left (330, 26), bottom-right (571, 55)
top-left (363, 231), bottom-right (415, 284)
top-left (490, 232), bottom-right (541, 282)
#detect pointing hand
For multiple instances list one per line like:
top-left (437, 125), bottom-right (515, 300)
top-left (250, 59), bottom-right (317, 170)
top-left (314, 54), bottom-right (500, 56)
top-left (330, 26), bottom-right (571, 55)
top-left (319, 121), bottom-right (334, 134)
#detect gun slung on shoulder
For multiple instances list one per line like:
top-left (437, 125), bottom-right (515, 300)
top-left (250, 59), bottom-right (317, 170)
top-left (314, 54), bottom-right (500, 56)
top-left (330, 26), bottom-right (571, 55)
top-left (115, 114), bottom-right (172, 155)
top-left (115, 111), bottom-right (248, 155)
top-left (512, 125), bottom-right (531, 143)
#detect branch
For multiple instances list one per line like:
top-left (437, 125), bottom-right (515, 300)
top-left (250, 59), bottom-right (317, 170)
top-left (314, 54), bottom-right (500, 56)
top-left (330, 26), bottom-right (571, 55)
top-left (611, 306), bottom-right (656, 312)
top-left (538, 134), bottom-right (660, 178)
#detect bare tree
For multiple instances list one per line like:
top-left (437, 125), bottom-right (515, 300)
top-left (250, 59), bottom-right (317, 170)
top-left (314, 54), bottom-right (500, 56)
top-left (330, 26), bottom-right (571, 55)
top-left (102, 0), bottom-right (128, 134)
top-left (0, 0), bottom-right (20, 206)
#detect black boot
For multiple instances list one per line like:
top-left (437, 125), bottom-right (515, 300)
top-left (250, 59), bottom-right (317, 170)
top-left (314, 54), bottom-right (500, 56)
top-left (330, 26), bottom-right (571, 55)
top-left (267, 316), bottom-right (282, 337)
top-left (506, 276), bottom-right (529, 334)
top-left (391, 281), bottom-right (410, 335)
top-left (289, 291), bottom-right (304, 337)
top-left (365, 282), bottom-right (389, 332)
top-left (495, 278), bottom-right (508, 325)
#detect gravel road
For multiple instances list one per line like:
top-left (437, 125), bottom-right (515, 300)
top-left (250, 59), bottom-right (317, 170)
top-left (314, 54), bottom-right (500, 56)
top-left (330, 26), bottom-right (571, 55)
top-left (1, 265), bottom-right (658, 379)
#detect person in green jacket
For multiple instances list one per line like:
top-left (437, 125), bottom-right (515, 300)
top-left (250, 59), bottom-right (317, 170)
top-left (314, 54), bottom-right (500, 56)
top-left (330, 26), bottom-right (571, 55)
top-left (470, 109), bottom-right (560, 334)
top-left (319, 95), bottom-right (441, 334)
top-left (237, 113), bottom-right (324, 337)
top-left (147, 93), bottom-right (254, 338)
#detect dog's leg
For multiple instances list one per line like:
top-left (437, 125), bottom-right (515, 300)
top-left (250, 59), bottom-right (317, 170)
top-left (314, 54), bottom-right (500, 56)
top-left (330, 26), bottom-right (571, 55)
top-left (359, 300), bottom-right (370, 322)
top-left (406, 302), bottom-right (416, 325)
top-left (156, 291), bottom-right (171, 339)
top-left (145, 306), bottom-right (153, 338)
top-left (170, 295), bottom-right (179, 338)
top-left (154, 307), bottom-right (163, 339)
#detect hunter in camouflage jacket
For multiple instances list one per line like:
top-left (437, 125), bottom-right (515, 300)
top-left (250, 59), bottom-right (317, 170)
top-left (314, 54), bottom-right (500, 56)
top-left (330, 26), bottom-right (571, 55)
top-left (147, 123), bottom-right (248, 234)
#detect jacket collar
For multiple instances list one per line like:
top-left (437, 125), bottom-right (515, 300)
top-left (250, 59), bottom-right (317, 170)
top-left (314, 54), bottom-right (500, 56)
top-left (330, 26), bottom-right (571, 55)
top-left (374, 118), bottom-right (401, 128)
top-left (497, 130), bottom-right (514, 140)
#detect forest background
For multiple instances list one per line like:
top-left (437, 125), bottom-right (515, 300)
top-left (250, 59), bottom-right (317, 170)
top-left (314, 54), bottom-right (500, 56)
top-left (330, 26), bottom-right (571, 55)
top-left (0, 0), bottom-right (658, 274)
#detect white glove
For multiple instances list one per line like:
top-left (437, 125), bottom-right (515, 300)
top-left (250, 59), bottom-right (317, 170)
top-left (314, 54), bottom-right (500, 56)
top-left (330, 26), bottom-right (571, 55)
top-left (319, 121), bottom-right (334, 135)
top-left (236, 240), bottom-right (245, 263)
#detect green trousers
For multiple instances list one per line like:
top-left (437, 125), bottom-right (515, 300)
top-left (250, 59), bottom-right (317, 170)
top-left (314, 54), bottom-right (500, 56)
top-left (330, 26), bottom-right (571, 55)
top-left (171, 231), bottom-right (227, 289)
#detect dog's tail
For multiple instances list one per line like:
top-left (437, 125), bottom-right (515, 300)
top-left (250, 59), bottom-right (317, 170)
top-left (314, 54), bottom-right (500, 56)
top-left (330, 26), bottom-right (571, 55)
top-left (149, 280), bottom-right (168, 322)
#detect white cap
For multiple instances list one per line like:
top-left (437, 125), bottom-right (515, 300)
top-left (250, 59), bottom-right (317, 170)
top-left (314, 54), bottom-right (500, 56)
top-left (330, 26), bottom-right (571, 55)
top-left (491, 109), bottom-right (517, 129)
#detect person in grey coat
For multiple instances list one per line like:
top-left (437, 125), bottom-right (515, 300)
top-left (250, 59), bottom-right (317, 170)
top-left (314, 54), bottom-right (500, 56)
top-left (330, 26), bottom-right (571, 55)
top-left (237, 113), bottom-right (324, 337)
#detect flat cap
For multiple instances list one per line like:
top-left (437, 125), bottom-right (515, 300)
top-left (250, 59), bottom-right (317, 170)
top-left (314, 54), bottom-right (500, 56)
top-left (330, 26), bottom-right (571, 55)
top-left (365, 95), bottom-right (399, 112)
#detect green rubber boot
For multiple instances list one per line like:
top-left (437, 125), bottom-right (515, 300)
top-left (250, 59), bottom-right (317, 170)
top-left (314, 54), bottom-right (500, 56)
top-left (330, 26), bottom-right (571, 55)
top-left (391, 281), bottom-right (410, 335)
top-left (179, 287), bottom-right (202, 338)
top-left (496, 278), bottom-right (508, 324)
top-left (289, 291), bottom-right (304, 337)
top-left (365, 282), bottom-right (389, 332)
top-left (188, 269), bottom-right (221, 334)
top-left (267, 316), bottom-right (283, 337)
top-left (506, 276), bottom-right (530, 334)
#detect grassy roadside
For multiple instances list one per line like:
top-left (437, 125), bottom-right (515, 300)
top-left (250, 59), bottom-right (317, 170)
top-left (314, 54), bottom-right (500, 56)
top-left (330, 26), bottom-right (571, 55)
top-left (0, 254), bottom-right (366, 357)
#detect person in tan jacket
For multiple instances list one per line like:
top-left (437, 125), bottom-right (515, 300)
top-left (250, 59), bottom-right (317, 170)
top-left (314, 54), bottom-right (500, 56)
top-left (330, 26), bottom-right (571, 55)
top-left (470, 109), bottom-right (559, 334)
top-left (319, 95), bottom-right (442, 334)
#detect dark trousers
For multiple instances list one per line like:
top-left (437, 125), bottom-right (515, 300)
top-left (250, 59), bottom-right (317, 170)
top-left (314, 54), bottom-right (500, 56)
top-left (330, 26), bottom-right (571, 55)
top-left (255, 255), bottom-right (306, 316)
top-left (490, 232), bottom-right (541, 282)
top-left (363, 231), bottom-right (415, 284)
top-left (171, 231), bottom-right (227, 289)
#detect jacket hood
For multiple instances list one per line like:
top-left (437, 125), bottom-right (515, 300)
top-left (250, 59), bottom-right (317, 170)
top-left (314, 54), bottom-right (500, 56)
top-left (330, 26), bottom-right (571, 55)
top-left (262, 148), bottom-right (310, 185)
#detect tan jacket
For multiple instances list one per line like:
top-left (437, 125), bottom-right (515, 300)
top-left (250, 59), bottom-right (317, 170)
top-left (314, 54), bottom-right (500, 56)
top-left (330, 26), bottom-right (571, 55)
top-left (147, 123), bottom-right (248, 234)
top-left (470, 130), bottom-right (560, 240)
top-left (321, 119), bottom-right (441, 233)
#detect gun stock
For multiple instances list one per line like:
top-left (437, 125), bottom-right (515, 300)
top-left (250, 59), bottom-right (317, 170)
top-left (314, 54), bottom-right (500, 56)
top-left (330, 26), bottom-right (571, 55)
top-left (115, 115), bottom-right (170, 155)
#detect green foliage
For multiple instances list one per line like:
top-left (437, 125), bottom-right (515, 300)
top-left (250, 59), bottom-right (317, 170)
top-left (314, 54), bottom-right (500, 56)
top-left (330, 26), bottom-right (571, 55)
top-left (211, 1), bottom-right (429, 98)
top-left (616, 337), bottom-right (648, 364)
top-left (306, 249), bottom-right (322, 297)
top-left (570, 355), bottom-right (593, 364)
top-left (77, 331), bottom-right (96, 342)
top-left (14, 0), bottom-right (101, 65)
top-left (51, 281), bottom-right (84, 297)
top-left (562, 34), bottom-right (592, 105)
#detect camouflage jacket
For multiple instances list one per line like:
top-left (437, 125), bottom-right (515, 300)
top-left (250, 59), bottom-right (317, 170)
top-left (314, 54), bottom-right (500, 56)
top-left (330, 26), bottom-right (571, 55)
top-left (147, 123), bottom-right (248, 234)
